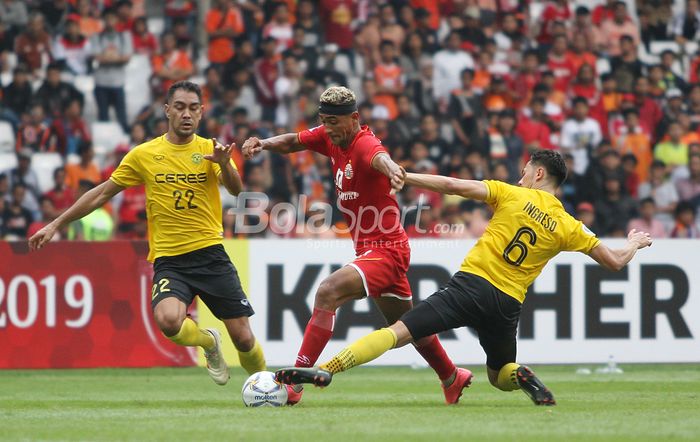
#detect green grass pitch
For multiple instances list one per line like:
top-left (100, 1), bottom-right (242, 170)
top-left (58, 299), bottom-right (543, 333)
top-left (1, 365), bottom-right (699, 441)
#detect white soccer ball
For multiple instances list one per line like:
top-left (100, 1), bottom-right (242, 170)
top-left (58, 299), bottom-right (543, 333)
top-left (241, 371), bottom-right (288, 407)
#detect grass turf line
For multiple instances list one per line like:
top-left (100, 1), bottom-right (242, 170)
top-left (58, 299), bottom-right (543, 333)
top-left (0, 365), bottom-right (698, 441)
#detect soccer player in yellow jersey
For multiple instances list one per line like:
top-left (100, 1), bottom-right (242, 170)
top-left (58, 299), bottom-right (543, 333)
top-left (28, 81), bottom-right (266, 386)
top-left (276, 150), bottom-right (653, 405)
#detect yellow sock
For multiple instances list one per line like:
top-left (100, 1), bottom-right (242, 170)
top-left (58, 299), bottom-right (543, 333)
top-left (238, 339), bottom-right (266, 375)
top-left (320, 328), bottom-right (397, 374)
top-left (496, 362), bottom-right (521, 391)
top-left (167, 317), bottom-right (215, 351)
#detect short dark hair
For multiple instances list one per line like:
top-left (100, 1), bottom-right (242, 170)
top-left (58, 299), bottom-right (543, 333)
top-left (640, 197), bottom-right (655, 206)
top-left (572, 96), bottom-right (589, 107)
top-left (167, 81), bottom-right (202, 104)
top-left (530, 149), bottom-right (567, 186)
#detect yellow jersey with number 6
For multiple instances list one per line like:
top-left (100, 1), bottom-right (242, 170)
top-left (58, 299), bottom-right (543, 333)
top-left (110, 134), bottom-right (236, 261)
top-left (460, 180), bottom-right (600, 303)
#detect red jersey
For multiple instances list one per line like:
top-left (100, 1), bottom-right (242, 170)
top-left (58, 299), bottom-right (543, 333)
top-left (298, 125), bottom-right (407, 249)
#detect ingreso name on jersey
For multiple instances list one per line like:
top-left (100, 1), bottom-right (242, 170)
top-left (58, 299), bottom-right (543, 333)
top-left (110, 135), bottom-right (235, 261)
top-left (461, 180), bottom-right (600, 303)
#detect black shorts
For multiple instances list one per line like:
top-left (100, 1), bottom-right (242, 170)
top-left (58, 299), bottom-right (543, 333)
top-left (401, 271), bottom-right (522, 371)
top-left (151, 244), bottom-right (254, 320)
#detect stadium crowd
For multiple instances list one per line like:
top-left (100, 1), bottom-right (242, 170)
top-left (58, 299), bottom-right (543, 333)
top-left (1, 0), bottom-right (700, 241)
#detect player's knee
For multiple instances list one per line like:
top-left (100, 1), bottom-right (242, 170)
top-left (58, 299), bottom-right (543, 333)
top-left (315, 279), bottom-right (340, 309)
top-left (231, 328), bottom-right (255, 352)
top-left (154, 309), bottom-right (184, 336)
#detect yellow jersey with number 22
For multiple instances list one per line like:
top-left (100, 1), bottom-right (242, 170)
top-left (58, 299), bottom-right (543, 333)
top-left (460, 180), bottom-right (600, 303)
top-left (110, 134), bottom-right (236, 261)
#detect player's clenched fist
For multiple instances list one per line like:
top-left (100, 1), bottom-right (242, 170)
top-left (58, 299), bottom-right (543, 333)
top-left (28, 223), bottom-right (57, 251)
top-left (389, 165), bottom-right (406, 193)
top-left (242, 137), bottom-right (263, 159)
top-left (627, 229), bottom-right (653, 249)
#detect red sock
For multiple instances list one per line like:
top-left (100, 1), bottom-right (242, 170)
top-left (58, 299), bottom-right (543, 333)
top-left (295, 307), bottom-right (335, 367)
top-left (414, 335), bottom-right (456, 381)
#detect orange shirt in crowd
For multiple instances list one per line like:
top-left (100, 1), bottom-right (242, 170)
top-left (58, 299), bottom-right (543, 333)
top-left (613, 129), bottom-right (652, 182)
top-left (151, 50), bottom-right (194, 93)
top-left (205, 7), bottom-right (244, 64)
top-left (65, 162), bottom-right (102, 191)
top-left (79, 17), bottom-right (104, 38)
top-left (374, 63), bottom-right (403, 119)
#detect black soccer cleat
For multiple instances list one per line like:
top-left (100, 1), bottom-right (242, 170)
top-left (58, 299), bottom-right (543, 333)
top-left (275, 367), bottom-right (333, 387)
top-left (516, 365), bottom-right (556, 406)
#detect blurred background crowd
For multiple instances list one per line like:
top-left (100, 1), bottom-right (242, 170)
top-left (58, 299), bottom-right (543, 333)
top-left (1, 0), bottom-right (700, 242)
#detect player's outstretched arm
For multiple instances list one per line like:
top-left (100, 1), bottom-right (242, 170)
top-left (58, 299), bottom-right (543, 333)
top-left (28, 180), bottom-right (124, 251)
top-left (404, 172), bottom-right (488, 201)
top-left (371, 153), bottom-right (406, 193)
top-left (241, 133), bottom-right (306, 159)
top-left (206, 138), bottom-right (242, 195)
top-left (588, 229), bottom-right (653, 271)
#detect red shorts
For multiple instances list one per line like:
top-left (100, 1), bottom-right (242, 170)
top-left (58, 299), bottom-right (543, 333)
top-left (347, 245), bottom-right (412, 300)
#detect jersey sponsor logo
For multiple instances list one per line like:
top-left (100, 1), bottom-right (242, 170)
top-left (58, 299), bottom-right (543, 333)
top-left (154, 172), bottom-right (207, 184)
top-left (191, 153), bottom-right (203, 165)
top-left (522, 201), bottom-right (558, 232)
top-left (344, 162), bottom-right (353, 180)
top-left (338, 191), bottom-right (359, 201)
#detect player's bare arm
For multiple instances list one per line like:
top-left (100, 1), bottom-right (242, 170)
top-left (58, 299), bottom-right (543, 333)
top-left (371, 152), bottom-right (406, 193)
top-left (28, 180), bottom-right (124, 251)
top-left (404, 172), bottom-right (488, 201)
top-left (241, 133), bottom-right (306, 159)
top-left (588, 229), bottom-right (653, 271)
top-left (206, 138), bottom-right (242, 195)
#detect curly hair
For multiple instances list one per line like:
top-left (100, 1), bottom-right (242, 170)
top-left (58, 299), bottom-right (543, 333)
top-left (319, 86), bottom-right (356, 106)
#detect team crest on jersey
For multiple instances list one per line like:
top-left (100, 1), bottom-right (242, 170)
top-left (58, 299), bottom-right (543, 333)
top-left (191, 153), bottom-right (203, 165)
top-left (344, 162), bottom-right (353, 180)
top-left (154, 154), bottom-right (165, 161)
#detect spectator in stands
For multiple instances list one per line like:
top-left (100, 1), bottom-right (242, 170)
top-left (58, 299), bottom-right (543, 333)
top-left (0, 173), bottom-right (8, 201)
top-left (432, 31), bottom-right (474, 108)
top-left (655, 120), bottom-right (689, 171)
top-left (676, 153), bottom-right (700, 207)
top-left (114, 0), bottom-right (135, 32)
top-left (53, 15), bottom-right (92, 75)
top-left (2, 182), bottom-right (34, 239)
top-left (595, 174), bottom-right (637, 236)
top-left (319, 0), bottom-right (355, 57)
top-left (576, 201), bottom-right (602, 234)
top-left (409, 55), bottom-right (436, 116)
top-left (373, 39), bottom-right (404, 120)
top-left (91, 7), bottom-right (133, 132)
top-left (659, 51), bottom-right (686, 92)
top-left (591, 0), bottom-right (616, 26)
top-left (164, 0), bottom-right (196, 35)
top-left (610, 35), bottom-right (644, 94)
top-left (535, 0), bottom-right (570, 48)
top-left (66, 179), bottom-right (114, 241)
top-left (613, 109), bottom-right (652, 183)
top-left (130, 16), bottom-right (157, 56)
top-left (15, 104), bottom-right (51, 153)
top-left (546, 35), bottom-right (575, 94)
top-left (14, 12), bottom-right (51, 78)
top-left (34, 62), bottom-right (84, 118)
top-left (488, 109), bottom-right (523, 181)
top-left (295, 0), bottom-right (321, 49)
top-left (38, 0), bottom-right (69, 34)
top-left (0, 196), bottom-right (5, 238)
top-left (2, 66), bottom-right (32, 126)
top-left (274, 54), bottom-right (302, 128)
top-left (596, 1), bottom-right (640, 57)
top-left (517, 97), bottom-right (554, 154)
top-left (0, 0), bottom-right (28, 46)
top-left (639, 160), bottom-right (679, 230)
top-left (205, 0), bottom-right (244, 69)
top-left (263, 2), bottom-right (293, 54)
top-left (670, 201), bottom-right (700, 238)
top-left (418, 114), bottom-right (451, 172)
top-left (386, 94), bottom-right (420, 150)
top-left (638, 5), bottom-right (669, 51)
top-left (628, 197), bottom-right (668, 239)
top-left (150, 31), bottom-right (194, 95)
top-left (283, 26), bottom-right (318, 78)
top-left (254, 36), bottom-right (280, 124)
top-left (75, 0), bottom-right (103, 39)
top-left (449, 68), bottom-right (483, 153)
top-left (632, 76), bottom-right (663, 141)
top-left (48, 97), bottom-right (91, 156)
top-left (8, 149), bottom-right (40, 208)
top-left (671, 0), bottom-right (700, 44)
top-left (65, 140), bottom-right (100, 191)
top-left (560, 97), bottom-right (602, 176)
top-left (43, 166), bottom-right (75, 217)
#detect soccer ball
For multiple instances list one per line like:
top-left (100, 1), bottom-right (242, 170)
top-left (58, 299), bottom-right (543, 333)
top-left (241, 371), bottom-right (288, 407)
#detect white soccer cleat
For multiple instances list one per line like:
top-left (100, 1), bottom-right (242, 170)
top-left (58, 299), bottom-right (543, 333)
top-left (204, 328), bottom-right (230, 386)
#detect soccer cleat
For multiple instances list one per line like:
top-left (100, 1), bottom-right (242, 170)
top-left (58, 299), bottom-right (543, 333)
top-left (516, 365), bottom-right (556, 406)
top-left (275, 367), bottom-right (333, 387)
top-left (442, 367), bottom-right (474, 405)
top-left (203, 328), bottom-right (230, 386)
top-left (285, 385), bottom-right (304, 406)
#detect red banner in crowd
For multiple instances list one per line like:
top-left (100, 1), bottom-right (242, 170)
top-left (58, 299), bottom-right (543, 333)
top-left (0, 241), bottom-right (195, 368)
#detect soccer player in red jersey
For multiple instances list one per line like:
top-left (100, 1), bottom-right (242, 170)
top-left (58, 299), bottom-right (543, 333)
top-left (242, 86), bottom-right (470, 405)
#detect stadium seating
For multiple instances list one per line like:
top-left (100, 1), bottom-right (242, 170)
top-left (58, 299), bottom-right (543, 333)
top-left (0, 121), bottom-right (15, 152)
top-left (91, 121), bottom-right (128, 167)
top-left (124, 54), bottom-right (152, 122)
top-left (0, 152), bottom-right (18, 175)
top-left (31, 152), bottom-right (64, 193)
